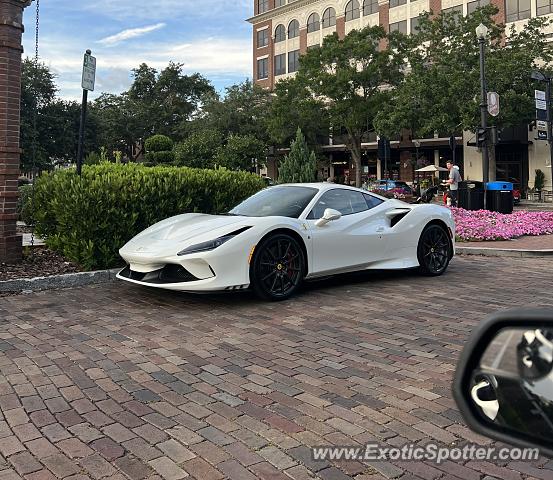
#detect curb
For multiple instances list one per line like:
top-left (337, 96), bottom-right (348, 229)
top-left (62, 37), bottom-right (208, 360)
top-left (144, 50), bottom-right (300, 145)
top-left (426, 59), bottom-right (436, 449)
top-left (0, 268), bottom-right (121, 293)
top-left (457, 247), bottom-right (553, 258)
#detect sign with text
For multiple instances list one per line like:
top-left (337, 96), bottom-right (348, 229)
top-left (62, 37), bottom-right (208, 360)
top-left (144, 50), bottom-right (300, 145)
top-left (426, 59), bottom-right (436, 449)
top-left (535, 89), bottom-right (546, 100)
top-left (82, 53), bottom-right (96, 92)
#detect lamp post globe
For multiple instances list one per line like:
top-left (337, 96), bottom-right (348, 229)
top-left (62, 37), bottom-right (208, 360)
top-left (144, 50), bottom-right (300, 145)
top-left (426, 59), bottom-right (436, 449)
top-left (476, 23), bottom-right (488, 39)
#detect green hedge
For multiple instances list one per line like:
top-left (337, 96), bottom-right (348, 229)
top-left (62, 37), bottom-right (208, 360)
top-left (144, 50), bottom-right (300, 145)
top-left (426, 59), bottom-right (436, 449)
top-left (33, 163), bottom-right (265, 270)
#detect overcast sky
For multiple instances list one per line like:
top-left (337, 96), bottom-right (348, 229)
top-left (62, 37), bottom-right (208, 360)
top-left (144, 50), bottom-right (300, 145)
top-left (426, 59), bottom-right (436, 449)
top-left (22, 0), bottom-right (254, 100)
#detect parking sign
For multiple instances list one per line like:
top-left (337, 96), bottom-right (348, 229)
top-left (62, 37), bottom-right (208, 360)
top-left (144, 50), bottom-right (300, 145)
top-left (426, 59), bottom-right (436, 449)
top-left (82, 53), bottom-right (96, 92)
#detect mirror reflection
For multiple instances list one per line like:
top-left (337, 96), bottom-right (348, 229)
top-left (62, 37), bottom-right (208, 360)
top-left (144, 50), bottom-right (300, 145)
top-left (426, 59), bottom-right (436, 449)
top-left (471, 326), bottom-right (553, 446)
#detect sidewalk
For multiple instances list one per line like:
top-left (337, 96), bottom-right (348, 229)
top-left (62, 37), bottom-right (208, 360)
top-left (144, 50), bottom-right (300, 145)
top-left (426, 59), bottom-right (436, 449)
top-left (458, 234), bottom-right (553, 257)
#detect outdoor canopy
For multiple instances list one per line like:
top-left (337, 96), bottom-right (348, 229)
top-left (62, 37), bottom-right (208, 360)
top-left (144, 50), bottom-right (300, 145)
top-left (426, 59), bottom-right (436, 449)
top-left (415, 165), bottom-right (449, 172)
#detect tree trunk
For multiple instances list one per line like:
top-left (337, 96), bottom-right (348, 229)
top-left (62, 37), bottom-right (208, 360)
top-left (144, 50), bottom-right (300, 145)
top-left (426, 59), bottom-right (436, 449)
top-left (348, 135), bottom-right (363, 188)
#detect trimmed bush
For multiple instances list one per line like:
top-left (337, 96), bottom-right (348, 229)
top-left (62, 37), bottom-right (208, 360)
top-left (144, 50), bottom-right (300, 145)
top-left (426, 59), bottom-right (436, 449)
top-left (32, 163), bottom-right (265, 270)
top-left (145, 135), bottom-right (175, 165)
top-left (145, 134), bottom-right (173, 153)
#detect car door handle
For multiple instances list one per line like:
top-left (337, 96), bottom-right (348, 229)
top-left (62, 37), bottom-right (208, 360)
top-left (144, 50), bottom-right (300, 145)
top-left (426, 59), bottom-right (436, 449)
top-left (376, 227), bottom-right (385, 233)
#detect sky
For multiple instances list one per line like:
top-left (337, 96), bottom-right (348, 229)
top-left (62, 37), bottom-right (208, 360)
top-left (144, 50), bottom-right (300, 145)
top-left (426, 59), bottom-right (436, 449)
top-left (22, 0), bottom-right (254, 101)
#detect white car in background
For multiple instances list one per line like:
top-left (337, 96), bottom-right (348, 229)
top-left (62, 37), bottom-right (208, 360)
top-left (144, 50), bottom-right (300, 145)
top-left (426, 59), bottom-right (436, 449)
top-left (117, 183), bottom-right (455, 300)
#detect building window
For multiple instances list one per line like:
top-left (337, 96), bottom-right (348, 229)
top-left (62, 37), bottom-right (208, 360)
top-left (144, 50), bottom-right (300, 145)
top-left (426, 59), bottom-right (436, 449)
top-left (389, 0), bottom-right (407, 7)
top-left (274, 53), bottom-right (286, 76)
top-left (288, 19), bottom-right (300, 39)
top-left (307, 13), bottom-right (321, 33)
top-left (410, 16), bottom-right (420, 33)
top-left (307, 44), bottom-right (320, 51)
top-left (467, 0), bottom-right (490, 14)
top-left (288, 49), bottom-right (300, 73)
top-left (275, 0), bottom-right (286, 6)
top-left (322, 7), bottom-right (337, 28)
top-left (442, 5), bottom-right (463, 20)
top-left (257, 58), bottom-right (268, 80)
top-left (345, 0), bottom-right (361, 21)
top-left (506, 0), bottom-right (531, 21)
top-left (389, 20), bottom-right (407, 34)
top-left (537, 0), bottom-right (553, 15)
top-left (257, 29), bottom-right (269, 48)
top-left (275, 24), bottom-right (286, 42)
top-left (257, 0), bottom-right (269, 14)
top-left (363, 0), bottom-right (379, 15)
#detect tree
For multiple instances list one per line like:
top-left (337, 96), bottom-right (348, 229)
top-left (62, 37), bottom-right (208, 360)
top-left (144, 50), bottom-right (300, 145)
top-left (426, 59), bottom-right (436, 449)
top-left (276, 26), bottom-right (404, 187)
top-left (267, 77), bottom-right (329, 148)
top-left (21, 59), bottom-right (99, 171)
top-left (93, 62), bottom-right (215, 160)
top-left (374, 6), bottom-right (553, 179)
top-left (278, 129), bottom-right (317, 183)
top-left (174, 129), bottom-right (222, 169)
top-left (214, 134), bottom-right (266, 171)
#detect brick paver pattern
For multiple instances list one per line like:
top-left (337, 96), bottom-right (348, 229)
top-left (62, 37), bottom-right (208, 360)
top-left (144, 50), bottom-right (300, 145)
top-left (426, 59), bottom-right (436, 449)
top-left (0, 255), bottom-right (553, 480)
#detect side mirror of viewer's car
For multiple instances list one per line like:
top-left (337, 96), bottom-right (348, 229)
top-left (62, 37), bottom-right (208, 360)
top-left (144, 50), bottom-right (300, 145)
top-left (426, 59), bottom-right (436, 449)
top-left (453, 309), bottom-right (553, 457)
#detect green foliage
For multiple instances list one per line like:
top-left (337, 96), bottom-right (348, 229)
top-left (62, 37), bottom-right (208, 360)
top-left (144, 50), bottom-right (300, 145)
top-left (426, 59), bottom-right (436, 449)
top-left (535, 169), bottom-right (546, 191)
top-left (214, 134), bottom-right (266, 171)
top-left (278, 129), bottom-right (317, 183)
top-left (144, 135), bottom-right (175, 165)
top-left (145, 134), bottom-right (174, 153)
top-left (85, 152), bottom-right (101, 165)
top-left (174, 129), bottom-right (222, 168)
top-left (17, 184), bottom-right (34, 225)
top-left (277, 26), bottom-right (403, 186)
top-left (21, 59), bottom-right (100, 172)
top-left (375, 7), bottom-right (553, 138)
top-left (31, 163), bottom-right (265, 270)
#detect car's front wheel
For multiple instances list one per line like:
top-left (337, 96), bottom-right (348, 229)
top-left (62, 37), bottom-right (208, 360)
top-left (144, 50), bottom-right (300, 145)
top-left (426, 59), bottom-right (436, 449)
top-left (250, 233), bottom-right (305, 301)
top-left (417, 224), bottom-right (452, 276)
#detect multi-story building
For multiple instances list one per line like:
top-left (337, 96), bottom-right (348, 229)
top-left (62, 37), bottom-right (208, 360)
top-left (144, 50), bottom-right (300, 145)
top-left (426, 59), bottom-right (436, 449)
top-left (248, 0), bottom-right (553, 192)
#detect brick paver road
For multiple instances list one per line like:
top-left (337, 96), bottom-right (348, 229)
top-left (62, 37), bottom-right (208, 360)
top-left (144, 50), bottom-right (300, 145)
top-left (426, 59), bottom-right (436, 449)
top-left (0, 255), bottom-right (553, 480)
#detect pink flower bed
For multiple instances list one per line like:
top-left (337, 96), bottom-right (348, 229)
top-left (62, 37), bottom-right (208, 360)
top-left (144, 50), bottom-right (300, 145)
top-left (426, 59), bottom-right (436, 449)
top-left (452, 208), bottom-right (553, 242)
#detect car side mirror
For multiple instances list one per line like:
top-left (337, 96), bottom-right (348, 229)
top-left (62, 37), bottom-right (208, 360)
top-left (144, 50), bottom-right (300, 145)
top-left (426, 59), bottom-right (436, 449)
top-left (315, 208), bottom-right (342, 227)
top-left (453, 309), bottom-right (553, 457)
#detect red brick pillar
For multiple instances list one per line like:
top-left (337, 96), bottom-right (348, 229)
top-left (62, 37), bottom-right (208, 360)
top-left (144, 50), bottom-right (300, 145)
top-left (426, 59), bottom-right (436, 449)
top-left (336, 16), bottom-right (346, 39)
top-left (378, 1), bottom-right (390, 49)
top-left (299, 27), bottom-right (307, 54)
top-left (0, 0), bottom-right (29, 264)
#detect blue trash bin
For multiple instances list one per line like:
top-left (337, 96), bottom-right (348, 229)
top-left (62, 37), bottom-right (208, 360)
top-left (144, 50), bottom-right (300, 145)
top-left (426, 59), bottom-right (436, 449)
top-left (486, 182), bottom-right (514, 214)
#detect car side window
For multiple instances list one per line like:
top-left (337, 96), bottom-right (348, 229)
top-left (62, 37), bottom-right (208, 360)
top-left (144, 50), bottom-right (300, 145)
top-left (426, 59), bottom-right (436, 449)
top-left (308, 189), bottom-right (368, 219)
top-left (364, 193), bottom-right (384, 209)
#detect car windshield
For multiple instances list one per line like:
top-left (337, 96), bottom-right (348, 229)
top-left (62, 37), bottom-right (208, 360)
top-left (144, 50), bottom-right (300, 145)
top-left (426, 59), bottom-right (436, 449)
top-left (229, 186), bottom-right (318, 218)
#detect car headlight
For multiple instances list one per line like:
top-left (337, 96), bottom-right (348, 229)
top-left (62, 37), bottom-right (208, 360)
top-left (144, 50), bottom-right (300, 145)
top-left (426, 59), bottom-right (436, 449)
top-left (177, 227), bottom-right (251, 256)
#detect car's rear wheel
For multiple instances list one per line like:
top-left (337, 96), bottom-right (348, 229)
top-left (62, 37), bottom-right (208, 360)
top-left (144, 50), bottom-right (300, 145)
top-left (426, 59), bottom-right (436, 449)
top-left (251, 233), bottom-right (305, 301)
top-left (417, 224), bottom-right (452, 276)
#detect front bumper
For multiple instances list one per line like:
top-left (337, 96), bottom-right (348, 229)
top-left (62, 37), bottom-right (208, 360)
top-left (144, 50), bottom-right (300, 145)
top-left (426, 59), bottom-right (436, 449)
top-left (117, 241), bottom-right (253, 292)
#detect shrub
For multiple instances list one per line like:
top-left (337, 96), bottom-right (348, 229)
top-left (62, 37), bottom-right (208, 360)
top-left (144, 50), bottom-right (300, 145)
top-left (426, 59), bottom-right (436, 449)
top-left (145, 134), bottom-right (173, 153)
top-left (144, 135), bottom-right (175, 165)
top-left (32, 163), bottom-right (265, 270)
top-left (17, 184), bottom-right (34, 225)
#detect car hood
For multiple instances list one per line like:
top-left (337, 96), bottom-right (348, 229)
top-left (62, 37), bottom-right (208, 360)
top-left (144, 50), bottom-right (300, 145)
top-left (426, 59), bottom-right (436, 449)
top-left (122, 213), bottom-right (250, 254)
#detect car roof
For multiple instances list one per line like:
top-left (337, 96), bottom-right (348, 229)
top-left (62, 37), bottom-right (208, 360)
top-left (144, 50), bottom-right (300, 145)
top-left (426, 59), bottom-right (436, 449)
top-left (275, 183), bottom-right (389, 200)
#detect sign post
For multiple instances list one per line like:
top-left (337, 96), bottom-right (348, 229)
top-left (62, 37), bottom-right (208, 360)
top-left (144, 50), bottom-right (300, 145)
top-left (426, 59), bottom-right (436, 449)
top-left (76, 49), bottom-right (96, 175)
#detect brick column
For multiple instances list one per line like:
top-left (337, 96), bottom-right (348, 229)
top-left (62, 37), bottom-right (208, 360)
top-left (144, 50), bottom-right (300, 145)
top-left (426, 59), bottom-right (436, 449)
top-left (378, 0), bottom-right (390, 50)
top-left (0, 0), bottom-right (29, 264)
top-left (299, 27), bottom-right (307, 54)
top-left (336, 16), bottom-right (346, 39)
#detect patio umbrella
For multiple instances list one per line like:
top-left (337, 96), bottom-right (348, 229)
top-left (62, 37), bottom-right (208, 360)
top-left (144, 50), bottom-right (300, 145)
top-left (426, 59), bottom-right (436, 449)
top-left (415, 165), bottom-right (449, 172)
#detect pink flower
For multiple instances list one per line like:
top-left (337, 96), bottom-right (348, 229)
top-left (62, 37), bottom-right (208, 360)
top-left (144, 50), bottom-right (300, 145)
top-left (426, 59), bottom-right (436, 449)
top-left (451, 208), bottom-right (553, 242)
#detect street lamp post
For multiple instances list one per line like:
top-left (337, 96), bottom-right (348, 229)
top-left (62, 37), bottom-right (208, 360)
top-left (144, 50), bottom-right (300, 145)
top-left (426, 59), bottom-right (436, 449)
top-left (476, 23), bottom-right (489, 184)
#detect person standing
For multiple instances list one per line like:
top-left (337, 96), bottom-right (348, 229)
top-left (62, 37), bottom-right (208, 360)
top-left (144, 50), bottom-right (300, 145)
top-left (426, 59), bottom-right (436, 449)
top-left (445, 161), bottom-right (462, 207)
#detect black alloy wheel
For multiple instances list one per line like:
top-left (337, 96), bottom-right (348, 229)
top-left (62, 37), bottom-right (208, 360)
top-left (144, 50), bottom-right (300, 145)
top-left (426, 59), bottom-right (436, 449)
top-left (417, 224), bottom-right (452, 276)
top-left (251, 233), bottom-right (305, 301)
